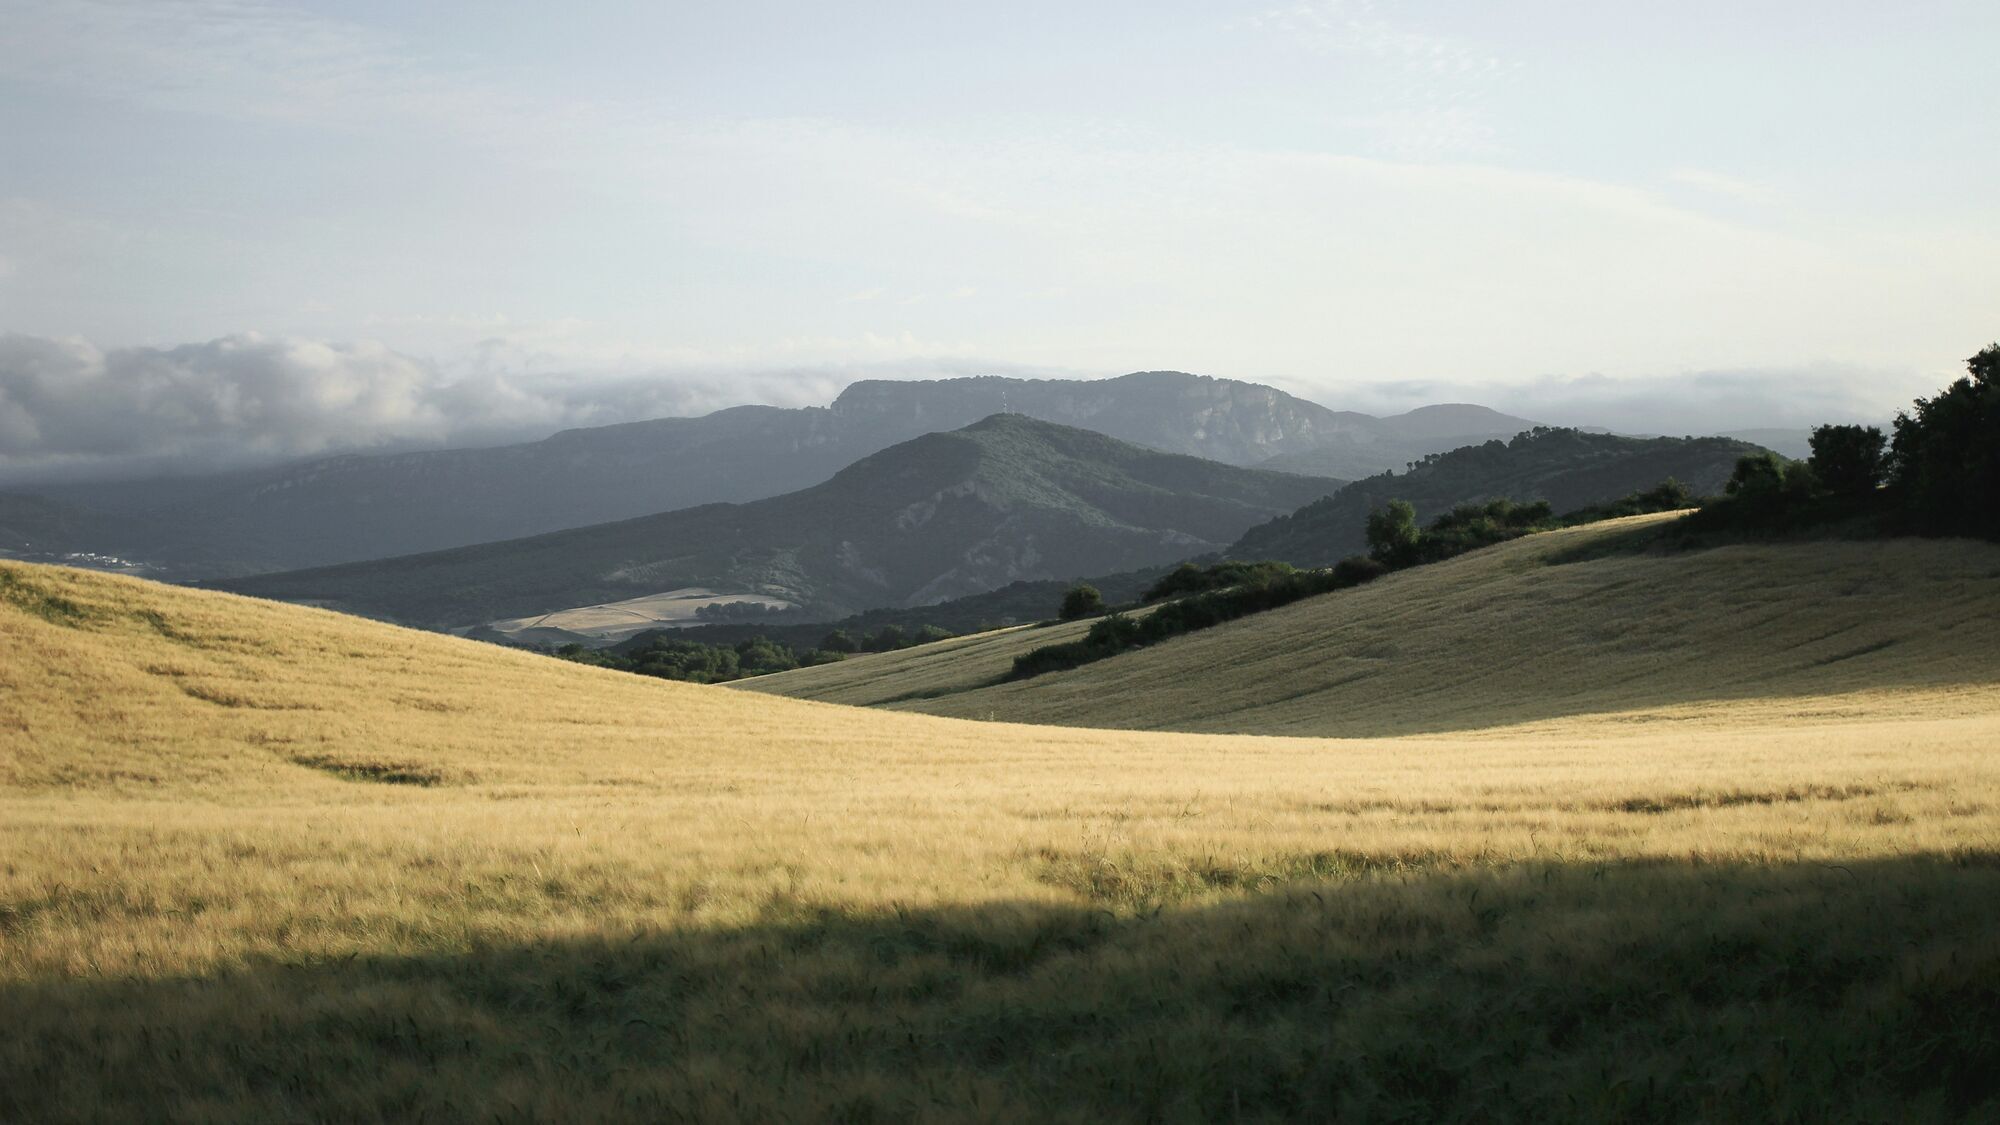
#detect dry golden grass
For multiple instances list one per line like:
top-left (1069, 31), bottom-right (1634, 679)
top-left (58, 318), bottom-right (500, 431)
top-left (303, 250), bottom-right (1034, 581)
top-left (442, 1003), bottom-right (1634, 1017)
top-left (748, 514), bottom-right (2000, 736)
top-left (3, 524), bottom-right (1999, 1121)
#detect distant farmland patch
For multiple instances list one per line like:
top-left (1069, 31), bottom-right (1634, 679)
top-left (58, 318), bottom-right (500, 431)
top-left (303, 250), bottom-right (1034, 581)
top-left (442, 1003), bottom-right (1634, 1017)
top-left (477, 587), bottom-right (800, 646)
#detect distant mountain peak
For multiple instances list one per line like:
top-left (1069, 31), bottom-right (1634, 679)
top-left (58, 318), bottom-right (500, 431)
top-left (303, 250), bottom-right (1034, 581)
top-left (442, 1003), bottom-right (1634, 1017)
top-left (218, 417), bottom-right (1344, 626)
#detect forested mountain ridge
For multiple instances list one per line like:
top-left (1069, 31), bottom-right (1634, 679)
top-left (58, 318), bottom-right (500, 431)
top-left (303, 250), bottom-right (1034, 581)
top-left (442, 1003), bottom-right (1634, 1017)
top-left (215, 414), bottom-right (1341, 628)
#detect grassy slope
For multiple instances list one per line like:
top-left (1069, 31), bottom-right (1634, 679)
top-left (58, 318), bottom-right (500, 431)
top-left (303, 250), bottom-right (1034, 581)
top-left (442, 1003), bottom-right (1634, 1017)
top-left (749, 513), bottom-right (2000, 737)
top-left (5, 555), bottom-right (2000, 1121)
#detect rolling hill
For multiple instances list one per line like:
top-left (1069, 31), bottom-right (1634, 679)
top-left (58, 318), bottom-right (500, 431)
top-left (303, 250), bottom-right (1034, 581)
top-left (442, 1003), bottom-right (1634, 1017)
top-left (1229, 427), bottom-right (1767, 566)
top-left (214, 414), bottom-right (1342, 628)
top-left (31, 371), bottom-right (1533, 577)
top-left (747, 513), bottom-right (2000, 736)
top-left (5, 538), bottom-right (1999, 1120)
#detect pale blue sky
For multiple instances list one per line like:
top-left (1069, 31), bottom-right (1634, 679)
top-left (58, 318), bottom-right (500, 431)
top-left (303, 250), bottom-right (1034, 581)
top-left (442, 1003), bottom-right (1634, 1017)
top-left (1, 1), bottom-right (1996, 474)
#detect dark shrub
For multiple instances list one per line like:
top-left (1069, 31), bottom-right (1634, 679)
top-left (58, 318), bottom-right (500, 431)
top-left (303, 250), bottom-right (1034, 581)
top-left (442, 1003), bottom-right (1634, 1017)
top-left (1809, 424), bottom-right (1887, 496)
top-left (1143, 564), bottom-right (1209, 602)
top-left (1332, 555), bottom-right (1388, 586)
top-left (1725, 452), bottom-right (1786, 499)
top-left (1059, 583), bottom-right (1105, 621)
top-left (1083, 612), bottom-right (1142, 648)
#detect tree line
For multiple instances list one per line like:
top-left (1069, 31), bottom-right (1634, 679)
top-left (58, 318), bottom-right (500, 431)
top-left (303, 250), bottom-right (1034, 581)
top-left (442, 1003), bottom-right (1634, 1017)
top-left (1691, 343), bottom-right (1998, 541)
top-left (554, 622), bottom-right (957, 685)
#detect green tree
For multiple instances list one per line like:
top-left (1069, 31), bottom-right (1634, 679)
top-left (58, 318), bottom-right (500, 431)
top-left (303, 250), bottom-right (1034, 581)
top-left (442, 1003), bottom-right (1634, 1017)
top-left (819, 629), bottom-right (858, 654)
top-left (1808, 424), bottom-right (1887, 496)
top-left (1724, 452), bottom-right (1786, 500)
top-left (1059, 583), bottom-right (1105, 621)
top-left (1890, 343), bottom-right (2000, 538)
top-left (733, 637), bottom-right (798, 675)
top-left (1364, 500), bottom-right (1422, 568)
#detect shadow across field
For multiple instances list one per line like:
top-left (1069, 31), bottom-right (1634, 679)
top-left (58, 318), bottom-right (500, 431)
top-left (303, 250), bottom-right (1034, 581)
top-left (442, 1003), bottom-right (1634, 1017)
top-left (5, 854), bottom-right (1998, 1123)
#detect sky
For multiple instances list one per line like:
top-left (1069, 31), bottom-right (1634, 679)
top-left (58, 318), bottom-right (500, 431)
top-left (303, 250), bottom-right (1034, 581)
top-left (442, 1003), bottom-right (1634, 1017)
top-left (1, 0), bottom-right (1996, 478)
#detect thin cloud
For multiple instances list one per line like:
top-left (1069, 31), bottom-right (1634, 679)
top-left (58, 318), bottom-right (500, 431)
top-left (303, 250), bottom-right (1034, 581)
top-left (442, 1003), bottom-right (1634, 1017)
top-left (1669, 168), bottom-right (1785, 207)
top-left (1329, 365), bottom-right (1930, 436)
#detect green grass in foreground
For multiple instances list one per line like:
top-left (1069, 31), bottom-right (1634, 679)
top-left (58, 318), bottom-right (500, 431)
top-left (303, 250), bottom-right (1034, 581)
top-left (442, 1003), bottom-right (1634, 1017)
top-left (5, 854), bottom-right (1997, 1123)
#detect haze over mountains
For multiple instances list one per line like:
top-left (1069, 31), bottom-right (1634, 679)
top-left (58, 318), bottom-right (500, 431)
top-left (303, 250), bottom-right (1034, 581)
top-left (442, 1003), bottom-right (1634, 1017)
top-left (217, 415), bottom-right (1339, 627)
top-left (4, 371), bottom-right (1533, 578)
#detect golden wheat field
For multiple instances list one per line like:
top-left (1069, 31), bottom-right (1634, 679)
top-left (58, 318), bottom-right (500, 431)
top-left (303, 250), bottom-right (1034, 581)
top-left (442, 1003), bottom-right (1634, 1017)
top-left (4, 517), bottom-right (2000, 1122)
top-left (748, 514), bottom-right (2000, 736)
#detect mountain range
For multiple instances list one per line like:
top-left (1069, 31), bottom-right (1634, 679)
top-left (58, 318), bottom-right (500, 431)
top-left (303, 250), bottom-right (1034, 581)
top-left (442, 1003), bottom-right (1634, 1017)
top-left (11, 371), bottom-right (1531, 577)
top-left (215, 414), bottom-right (1341, 628)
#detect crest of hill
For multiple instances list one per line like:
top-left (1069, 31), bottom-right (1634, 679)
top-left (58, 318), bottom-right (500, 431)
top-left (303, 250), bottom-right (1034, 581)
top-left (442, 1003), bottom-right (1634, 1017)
top-left (0, 557), bottom-right (1195, 794)
top-left (1232, 427), bottom-right (1767, 566)
top-left (745, 513), bottom-right (2000, 737)
top-left (213, 414), bottom-right (1341, 629)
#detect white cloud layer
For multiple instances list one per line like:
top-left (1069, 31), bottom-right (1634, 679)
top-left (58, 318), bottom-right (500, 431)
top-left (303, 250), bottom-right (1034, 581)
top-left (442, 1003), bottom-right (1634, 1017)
top-left (0, 333), bottom-right (1049, 482)
top-left (2, 328), bottom-right (1963, 485)
top-left (1324, 365), bottom-right (1931, 436)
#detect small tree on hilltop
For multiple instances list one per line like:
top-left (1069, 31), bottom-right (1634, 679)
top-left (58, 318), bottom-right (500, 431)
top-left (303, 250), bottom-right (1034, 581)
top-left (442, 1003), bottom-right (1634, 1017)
top-left (1365, 500), bottom-right (1422, 568)
top-left (1808, 424), bottom-right (1887, 497)
top-left (1059, 583), bottom-right (1105, 621)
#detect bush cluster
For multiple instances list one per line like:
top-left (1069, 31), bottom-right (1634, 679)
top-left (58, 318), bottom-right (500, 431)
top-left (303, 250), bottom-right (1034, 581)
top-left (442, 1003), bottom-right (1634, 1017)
top-left (1142, 561), bottom-right (1302, 602)
top-left (1012, 556), bottom-right (1387, 679)
top-left (557, 622), bottom-right (955, 685)
top-left (818, 623), bottom-right (954, 654)
top-left (1559, 479), bottom-right (1694, 523)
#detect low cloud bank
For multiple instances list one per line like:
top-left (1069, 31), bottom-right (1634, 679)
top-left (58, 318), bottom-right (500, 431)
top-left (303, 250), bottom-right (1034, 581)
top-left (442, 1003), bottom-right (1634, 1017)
top-left (0, 333), bottom-right (993, 483)
top-left (1328, 365), bottom-right (1925, 437)
top-left (1, 330), bottom-right (1937, 484)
